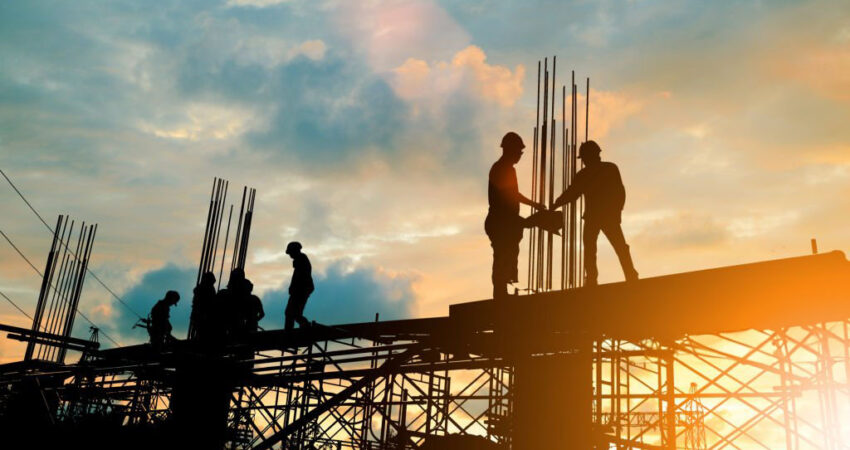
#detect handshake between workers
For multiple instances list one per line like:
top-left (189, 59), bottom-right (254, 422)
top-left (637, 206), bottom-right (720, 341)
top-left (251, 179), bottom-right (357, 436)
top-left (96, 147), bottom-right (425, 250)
top-left (485, 132), bottom-right (639, 299)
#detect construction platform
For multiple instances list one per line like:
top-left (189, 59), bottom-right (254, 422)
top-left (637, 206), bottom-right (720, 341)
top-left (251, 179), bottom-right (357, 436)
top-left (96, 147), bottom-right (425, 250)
top-left (1, 250), bottom-right (849, 449)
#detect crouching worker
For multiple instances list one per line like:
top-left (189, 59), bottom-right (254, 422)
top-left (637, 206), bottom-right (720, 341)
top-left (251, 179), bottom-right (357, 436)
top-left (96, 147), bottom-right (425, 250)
top-left (149, 290), bottom-right (180, 350)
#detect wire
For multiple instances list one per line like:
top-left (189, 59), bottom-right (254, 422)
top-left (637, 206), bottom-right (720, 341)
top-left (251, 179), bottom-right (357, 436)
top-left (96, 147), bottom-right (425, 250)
top-left (0, 288), bottom-right (120, 347)
top-left (0, 289), bottom-right (33, 320)
top-left (0, 229), bottom-right (44, 276)
top-left (0, 227), bottom-right (124, 347)
top-left (76, 310), bottom-right (121, 347)
top-left (0, 167), bottom-right (144, 320)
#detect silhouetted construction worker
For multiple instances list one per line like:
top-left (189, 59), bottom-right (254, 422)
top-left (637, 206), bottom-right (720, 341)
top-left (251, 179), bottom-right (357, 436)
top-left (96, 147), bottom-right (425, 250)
top-left (189, 271), bottom-right (216, 340)
top-left (242, 279), bottom-right (265, 332)
top-left (149, 290), bottom-right (180, 349)
top-left (285, 241), bottom-right (313, 330)
top-left (218, 268), bottom-right (247, 337)
top-left (552, 140), bottom-right (638, 286)
top-left (486, 132), bottom-right (547, 299)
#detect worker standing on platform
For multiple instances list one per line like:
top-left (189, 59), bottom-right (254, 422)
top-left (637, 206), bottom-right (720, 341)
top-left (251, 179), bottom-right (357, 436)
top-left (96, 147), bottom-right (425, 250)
top-left (242, 279), bottom-right (265, 332)
top-left (486, 132), bottom-right (547, 299)
top-left (189, 271), bottom-right (216, 340)
top-left (284, 241), bottom-right (313, 330)
top-left (552, 140), bottom-right (638, 286)
top-left (149, 290), bottom-right (180, 349)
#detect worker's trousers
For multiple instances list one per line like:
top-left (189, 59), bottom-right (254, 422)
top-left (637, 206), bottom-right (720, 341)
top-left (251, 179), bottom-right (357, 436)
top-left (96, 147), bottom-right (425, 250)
top-left (285, 294), bottom-right (311, 330)
top-left (583, 220), bottom-right (638, 285)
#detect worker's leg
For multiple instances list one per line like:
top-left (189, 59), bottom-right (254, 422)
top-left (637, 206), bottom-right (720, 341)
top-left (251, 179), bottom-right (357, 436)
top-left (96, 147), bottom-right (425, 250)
top-left (486, 215), bottom-right (509, 299)
top-left (284, 297), bottom-right (296, 331)
top-left (295, 295), bottom-right (310, 328)
top-left (583, 222), bottom-right (601, 286)
top-left (491, 244), bottom-right (510, 299)
top-left (602, 223), bottom-right (639, 281)
top-left (507, 220), bottom-right (523, 284)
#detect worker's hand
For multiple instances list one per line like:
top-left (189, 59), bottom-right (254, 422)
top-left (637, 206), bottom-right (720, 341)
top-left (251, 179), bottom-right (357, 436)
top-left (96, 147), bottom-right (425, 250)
top-left (533, 202), bottom-right (547, 211)
top-left (551, 195), bottom-right (563, 210)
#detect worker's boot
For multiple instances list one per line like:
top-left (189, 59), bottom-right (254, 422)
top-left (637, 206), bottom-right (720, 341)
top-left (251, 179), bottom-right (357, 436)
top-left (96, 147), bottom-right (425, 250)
top-left (493, 281), bottom-right (509, 300)
top-left (616, 244), bottom-right (639, 282)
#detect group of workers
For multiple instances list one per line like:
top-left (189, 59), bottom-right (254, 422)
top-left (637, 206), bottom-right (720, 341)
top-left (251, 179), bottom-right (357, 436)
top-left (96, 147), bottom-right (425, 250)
top-left (486, 132), bottom-right (639, 298)
top-left (147, 241), bottom-right (315, 348)
top-left (149, 131), bottom-right (637, 345)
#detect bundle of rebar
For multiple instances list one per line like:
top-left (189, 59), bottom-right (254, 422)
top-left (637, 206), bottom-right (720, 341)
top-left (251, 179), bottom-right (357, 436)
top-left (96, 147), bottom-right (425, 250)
top-left (189, 178), bottom-right (256, 338)
top-left (230, 185), bottom-right (256, 275)
top-left (526, 56), bottom-right (590, 293)
top-left (24, 215), bottom-right (97, 363)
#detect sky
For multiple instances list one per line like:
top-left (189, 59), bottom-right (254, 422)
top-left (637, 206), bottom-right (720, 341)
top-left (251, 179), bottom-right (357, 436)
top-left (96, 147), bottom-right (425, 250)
top-left (1, 0), bottom-right (850, 361)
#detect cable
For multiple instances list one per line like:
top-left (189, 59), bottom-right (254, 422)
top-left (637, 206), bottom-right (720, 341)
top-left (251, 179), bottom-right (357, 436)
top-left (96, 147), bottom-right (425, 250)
top-left (0, 229), bottom-right (44, 276)
top-left (0, 226), bottom-right (124, 347)
top-left (0, 167), bottom-right (144, 320)
top-left (0, 288), bottom-right (120, 347)
top-left (76, 310), bottom-right (121, 347)
top-left (0, 289), bottom-right (33, 320)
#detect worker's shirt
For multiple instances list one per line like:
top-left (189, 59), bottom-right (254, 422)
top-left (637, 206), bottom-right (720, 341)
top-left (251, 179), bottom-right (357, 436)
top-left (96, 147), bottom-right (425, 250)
top-left (557, 161), bottom-right (625, 224)
top-left (488, 157), bottom-right (519, 219)
top-left (150, 300), bottom-right (171, 329)
top-left (289, 253), bottom-right (315, 297)
top-left (248, 295), bottom-right (264, 323)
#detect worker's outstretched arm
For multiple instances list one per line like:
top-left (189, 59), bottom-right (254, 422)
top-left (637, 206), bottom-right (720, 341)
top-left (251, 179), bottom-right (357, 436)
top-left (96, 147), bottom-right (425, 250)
top-left (552, 177), bottom-right (583, 209)
top-left (518, 193), bottom-right (546, 211)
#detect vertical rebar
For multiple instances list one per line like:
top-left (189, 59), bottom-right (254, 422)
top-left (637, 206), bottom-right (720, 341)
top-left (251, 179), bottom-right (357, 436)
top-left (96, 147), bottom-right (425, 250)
top-left (219, 205), bottom-right (234, 291)
top-left (537, 59), bottom-right (549, 291)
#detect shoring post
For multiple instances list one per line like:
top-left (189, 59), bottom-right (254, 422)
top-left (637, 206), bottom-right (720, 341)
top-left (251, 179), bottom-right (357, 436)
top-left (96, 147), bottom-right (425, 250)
top-left (664, 347), bottom-right (676, 450)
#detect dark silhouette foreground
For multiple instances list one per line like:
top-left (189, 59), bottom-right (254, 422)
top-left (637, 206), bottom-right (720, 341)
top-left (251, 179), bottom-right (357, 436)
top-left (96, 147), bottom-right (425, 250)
top-left (148, 290), bottom-right (179, 349)
top-left (485, 132), bottom-right (552, 299)
top-left (285, 241), bottom-right (314, 330)
top-left (552, 140), bottom-right (638, 286)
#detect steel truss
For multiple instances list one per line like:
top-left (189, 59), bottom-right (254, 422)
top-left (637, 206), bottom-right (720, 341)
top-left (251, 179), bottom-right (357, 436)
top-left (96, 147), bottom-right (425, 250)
top-left (1, 317), bottom-right (842, 449)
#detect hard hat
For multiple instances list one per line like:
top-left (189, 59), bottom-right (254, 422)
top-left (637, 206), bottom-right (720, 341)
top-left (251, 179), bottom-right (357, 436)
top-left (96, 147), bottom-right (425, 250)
top-left (577, 140), bottom-right (602, 159)
top-left (286, 241), bottom-right (302, 255)
top-left (165, 290), bottom-right (180, 302)
top-left (500, 132), bottom-right (525, 151)
top-left (227, 268), bottom-right (245, 287)
top-left (201, 271), bottom-right (216, 285)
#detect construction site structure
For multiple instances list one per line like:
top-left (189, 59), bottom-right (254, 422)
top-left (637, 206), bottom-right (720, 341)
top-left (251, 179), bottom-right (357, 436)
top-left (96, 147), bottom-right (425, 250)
top-left (0, 243), bottom-right (849, 449)
top-left (2, 59), bottom-right (850, 448)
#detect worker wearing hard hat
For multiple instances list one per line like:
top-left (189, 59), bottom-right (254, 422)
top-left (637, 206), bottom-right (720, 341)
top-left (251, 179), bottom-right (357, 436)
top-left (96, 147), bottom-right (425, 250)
top-left (284, 241), bottom-right (314, 330)
top-left (485, 132), bottom-right (549, 299)
top-left (552, 140), bottom-right (638, 286)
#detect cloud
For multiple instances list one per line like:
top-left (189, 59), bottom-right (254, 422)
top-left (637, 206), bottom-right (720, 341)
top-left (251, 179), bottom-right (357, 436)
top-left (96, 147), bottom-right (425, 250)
top-left (330, 0), bottom-right (470, 71)
top-left (137, 102), bottom-right (258, 141)
top-left (114, 264), bottom-right (197, 343)
top-left (261, 261), bottom-right (418, 327)
top-left (391, 45), bottom-right (525, 108)
top-left (246, 54), bottom-right (409, 165)
top-left (571, 89), bottom-right (643, 139)
top-left (108, 259), bottom-right (418, 342)
top-left (226, 0), bottom-right (291, 8)
top-left (773, 47), bottom-right (850, 102)
top-left (630, 210), bottom-right (730, 250)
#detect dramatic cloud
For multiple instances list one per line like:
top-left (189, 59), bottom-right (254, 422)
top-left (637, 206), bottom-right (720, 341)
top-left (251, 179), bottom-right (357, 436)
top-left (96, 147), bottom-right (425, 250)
top-left (261, 261), bottom-right (419, 327)
top-left (113, 264), bottom-right (197, 343)
top-left (392, 46), bottom-right (526, 108)
top-left (2, 0), bottom-right (850, 363)
top-left (106, 260), bottom-right (418, 344)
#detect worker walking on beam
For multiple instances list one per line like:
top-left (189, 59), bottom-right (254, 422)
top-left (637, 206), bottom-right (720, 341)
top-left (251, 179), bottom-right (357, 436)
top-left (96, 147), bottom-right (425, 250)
top-left (284, 241), bottom-right (313, 330)
top-left (552, 140), bottom-right (638, 286)
top-left (486, 132), bottom-right (548, 299)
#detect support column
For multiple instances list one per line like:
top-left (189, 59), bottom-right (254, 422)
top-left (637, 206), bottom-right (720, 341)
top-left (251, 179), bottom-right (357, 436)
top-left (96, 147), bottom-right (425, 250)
top-left (513, 340), bottom-right (593, 449)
